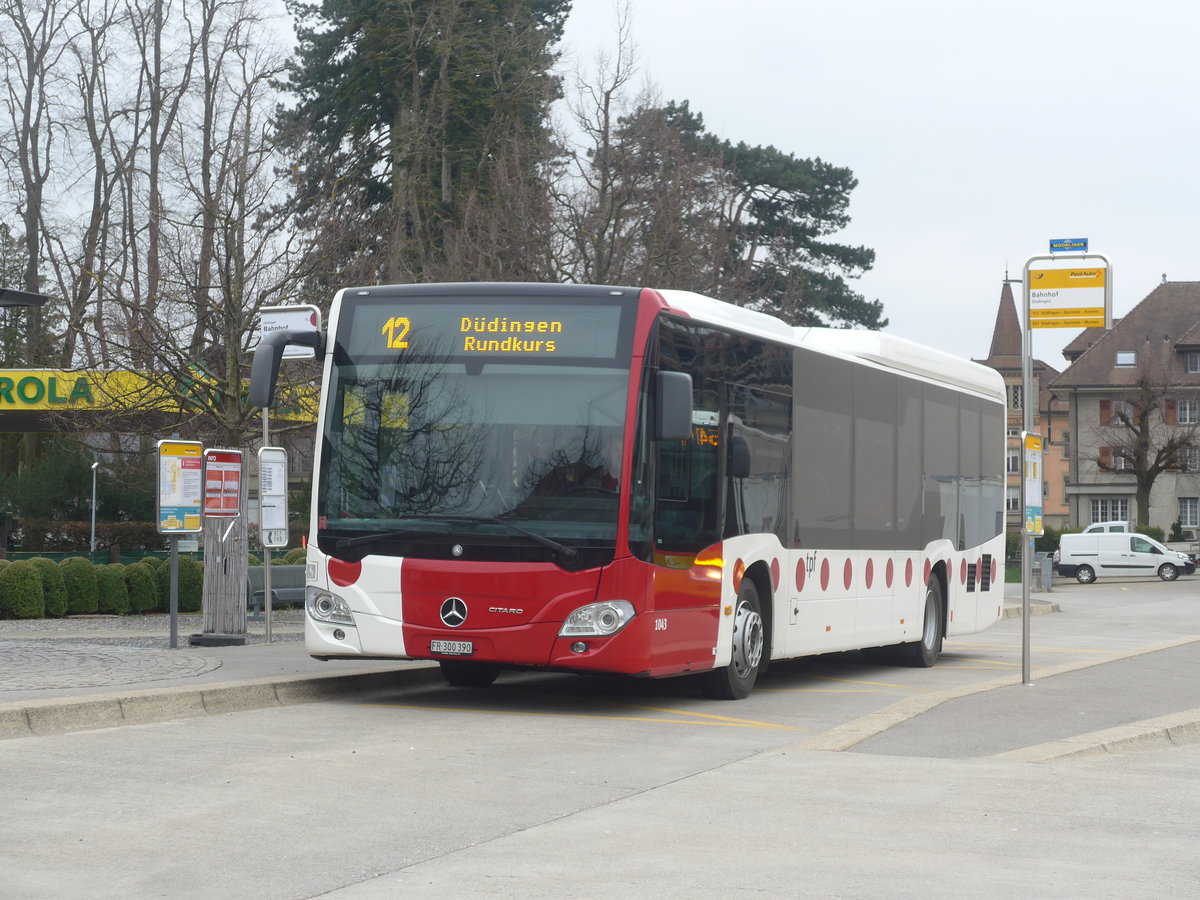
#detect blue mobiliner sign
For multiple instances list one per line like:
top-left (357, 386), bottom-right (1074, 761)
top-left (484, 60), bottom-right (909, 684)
top-left (1049, 237), bottom-right (1088, 253)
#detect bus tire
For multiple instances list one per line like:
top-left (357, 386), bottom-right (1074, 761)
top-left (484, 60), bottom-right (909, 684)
top-left (701, 580), bottom-right (765, 700)
top-left (439, 659), bottom-right (501, 688)
top-left (900, 575), bottom-right (943, 668)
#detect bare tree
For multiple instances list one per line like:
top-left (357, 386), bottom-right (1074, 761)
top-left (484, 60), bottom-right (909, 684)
top-left (0, 0), bottom-right (84, 364)
top-left (1091, 369), bottom-right (1200, 528)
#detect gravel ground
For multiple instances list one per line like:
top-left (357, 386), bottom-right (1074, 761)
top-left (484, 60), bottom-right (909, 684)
top-left (0, 610), bottom-right (306, 650)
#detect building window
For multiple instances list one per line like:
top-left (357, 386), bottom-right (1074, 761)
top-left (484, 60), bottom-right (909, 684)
top-left (1181, 447), bottom-right (1200, 471)
top-left (1179, 397), bottom-right (1199, 425)
top-left (1007, 384), bottom-right (1023, 410)
top-left (1006, 486), bottom-right (1020, 512)
top-left (1091, 498), bottom-right (1129, 523)
top-left (1006, 449), bottom-right (1020, 474)
top-left (1006, 426), bottom-right (1020, 438)
top-left (1115, 350), bottom-right (1137, 367)
top-left (1187, 352), bottom-right (1200, 374)
top-left (1104, 400), bottom-right (1133, 426)
top-left (1181, 498), bottom-right (1199, 529)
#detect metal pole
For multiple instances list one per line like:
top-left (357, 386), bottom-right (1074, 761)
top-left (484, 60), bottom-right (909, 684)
top-left (169, 535), bottom-right (179, 649)
top-left (1021, 264), bottom-right (1034, 687)
top-left (263, 408), bottom-right (272, 644)
top-left (90, 461), bottom-right (99, 553)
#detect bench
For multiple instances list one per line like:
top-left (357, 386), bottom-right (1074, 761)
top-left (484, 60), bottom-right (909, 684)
top-left (247, 565), bottom-right (306, 615)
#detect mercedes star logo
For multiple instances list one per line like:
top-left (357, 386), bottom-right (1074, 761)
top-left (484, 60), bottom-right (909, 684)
top-left (440, 597), bottom-right (467, 628)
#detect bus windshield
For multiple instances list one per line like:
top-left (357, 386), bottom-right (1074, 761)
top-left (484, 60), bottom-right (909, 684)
top-left (316, 292), bottom-right (635, 561)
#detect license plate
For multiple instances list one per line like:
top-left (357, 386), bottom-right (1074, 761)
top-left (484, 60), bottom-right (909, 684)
top-left (430, 639), bottom-right (473, 656)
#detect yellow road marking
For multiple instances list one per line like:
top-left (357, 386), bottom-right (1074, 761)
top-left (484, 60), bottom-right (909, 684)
top-left (939, 656), bottom-right (1020, 668)
top-left (601, 701), bottom-right (798, 730)
top-left (363, 703), bottom-right (805, 731)
top-left (950, 643), bottom-right (1112, 654)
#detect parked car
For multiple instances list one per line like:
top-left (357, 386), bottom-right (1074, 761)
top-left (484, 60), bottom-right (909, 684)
top-left (1164, 528), bottom-right (1200, 563)
top-left (1055, 532), bottom-right (1196, 583)
top-left (1082, 520), bottom-right (1132, 533)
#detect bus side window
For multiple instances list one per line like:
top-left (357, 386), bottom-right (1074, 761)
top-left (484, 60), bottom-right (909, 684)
top-left (655, 391), bottom-right (720, 552)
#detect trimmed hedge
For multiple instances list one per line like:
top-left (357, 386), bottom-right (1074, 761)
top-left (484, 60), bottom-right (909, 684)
top-left (16, 520), bottom-right (167, 552)
top-left (125, 562), bottom-right (159, 614)
top-left (0, 560), bottom-right (46, 619)
top-left (97, 563), bottom-right (131, 615)
top-left (59, 557), bottom-right (100, 615)
top-left (155, 556), bottom-right (203, 612)
top-left (28, 557), bottom-right (69, 617)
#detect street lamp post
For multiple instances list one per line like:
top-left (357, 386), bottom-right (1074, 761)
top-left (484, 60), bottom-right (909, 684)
top-left (90, 461), bottom-right (99, 554)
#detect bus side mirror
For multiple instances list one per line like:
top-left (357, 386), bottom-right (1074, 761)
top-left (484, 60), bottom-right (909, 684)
top-left (249, 329), bottom-right (324, 408)
top-left (728, 435), bottom-right (751, 479)
top-left (655, 371), bottom-right (693, 441)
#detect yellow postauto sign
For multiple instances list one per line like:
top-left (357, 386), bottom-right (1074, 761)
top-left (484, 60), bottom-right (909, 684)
top-left (1028, 267), bottom-right (1107, 329)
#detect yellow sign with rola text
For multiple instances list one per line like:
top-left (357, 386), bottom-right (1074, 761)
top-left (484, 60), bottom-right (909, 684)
top-left (0, 370), bottom-right (179, 411)
top-left (0, 370), bottom-right (317, 420)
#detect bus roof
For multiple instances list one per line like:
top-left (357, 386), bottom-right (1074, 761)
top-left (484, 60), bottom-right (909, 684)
top-left (657, 288), bottom-right (1004, 402)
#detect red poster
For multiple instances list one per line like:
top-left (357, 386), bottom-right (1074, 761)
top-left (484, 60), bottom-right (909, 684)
top-left (203, 449), bottom-right (243, 517)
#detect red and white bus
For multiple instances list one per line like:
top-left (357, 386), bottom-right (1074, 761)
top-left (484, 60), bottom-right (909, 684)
top-left (251, 283), bottom-right (1006, 699)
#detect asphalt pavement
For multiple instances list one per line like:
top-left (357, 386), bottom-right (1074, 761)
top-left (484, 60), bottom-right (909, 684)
top-left (2, 582), bottom-right (1198, 760)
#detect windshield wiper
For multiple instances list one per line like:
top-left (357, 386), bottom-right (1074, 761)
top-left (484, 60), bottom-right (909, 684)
top-left (485, 516), bottom-right (579, 561)
top-left (331, 529), bottom-right (417, 552)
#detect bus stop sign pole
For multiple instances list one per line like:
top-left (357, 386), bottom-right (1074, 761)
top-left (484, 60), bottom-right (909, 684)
top-left (1021, 249), bottom-right (1113, 686)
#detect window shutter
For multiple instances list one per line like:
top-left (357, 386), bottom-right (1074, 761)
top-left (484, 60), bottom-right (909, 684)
top-left (1099, 446), bottom-right (1112, 469)
top-left (1165, 399), bottom-right (1178, 425)
top-left (1099, 400), bottom-right (1111, 426)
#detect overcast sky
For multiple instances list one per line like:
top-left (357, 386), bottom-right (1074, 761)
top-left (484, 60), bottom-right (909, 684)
top-left (558, 1), bottom-right (1200, 369)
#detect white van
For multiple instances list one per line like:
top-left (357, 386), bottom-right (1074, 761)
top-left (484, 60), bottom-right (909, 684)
top-left (1055, 532), bottom-right (1196, 583)
top-left (1082, 521), bottom-right (1131, 533)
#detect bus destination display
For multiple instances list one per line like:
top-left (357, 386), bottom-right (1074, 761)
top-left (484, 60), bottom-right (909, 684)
top-left (347, 301), bottom-right (624, 360)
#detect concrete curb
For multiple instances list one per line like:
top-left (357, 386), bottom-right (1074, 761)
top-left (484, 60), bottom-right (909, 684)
top-left (0, 664), bottom-right (444, 740)
top-left (1002, 598), bottom-right (1060, 618)
top-left (990, 707), bottom-right (1200, 762)
top-left (790, 634), bottom-right (1200, 755)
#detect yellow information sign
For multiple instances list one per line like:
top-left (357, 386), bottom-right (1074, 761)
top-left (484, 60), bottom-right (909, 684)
top-left (1029, 268), bottom-right (1105, 289)
top-left (1028, 267), bottom-right (1107, 329)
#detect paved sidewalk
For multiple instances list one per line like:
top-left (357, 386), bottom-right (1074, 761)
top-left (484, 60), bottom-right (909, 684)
top-left (3, 585), bottom-right (1197, 763)
top-left (0, 610), bottom-right (441, 739)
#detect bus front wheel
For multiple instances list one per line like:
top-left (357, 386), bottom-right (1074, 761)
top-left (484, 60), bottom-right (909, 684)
top-left (439, 659), bottom-right (501, 688)
top-left (900, 576), bottom-right (944, 668)
top-left (701, 580), bottom-right (765, 700)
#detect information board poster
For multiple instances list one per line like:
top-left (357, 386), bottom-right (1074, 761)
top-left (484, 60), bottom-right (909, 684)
top-left (1021, 432), bottom-right (1044, 537)
top-left (203, 449), bottom-right (243, 517)
top-left (258, 446), bottom-right (289, 548)
top-left (157, 440), bottom-right (204, 533)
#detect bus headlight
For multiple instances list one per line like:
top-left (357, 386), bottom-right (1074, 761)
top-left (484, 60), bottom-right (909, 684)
top-left (559, 600), bottom-right (635, 637)
top-left (306, 587), bottom-right (355, 626)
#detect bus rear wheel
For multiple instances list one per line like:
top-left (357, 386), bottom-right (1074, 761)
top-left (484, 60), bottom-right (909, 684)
top-left (439, 659), bottom-right (501, 688)
top-left (701, 580), bottom-right (764, 700)
top-left (900, 575), bottom-right (943, 668)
